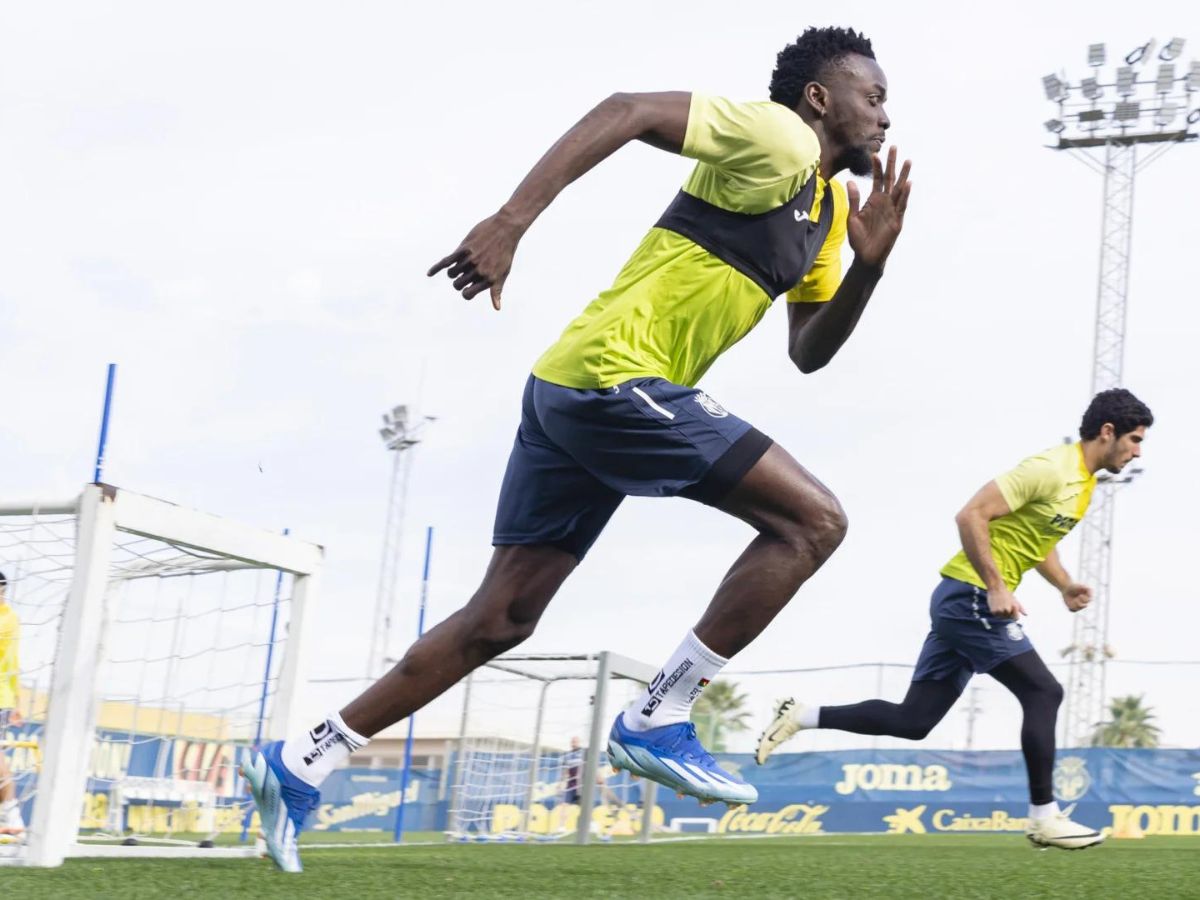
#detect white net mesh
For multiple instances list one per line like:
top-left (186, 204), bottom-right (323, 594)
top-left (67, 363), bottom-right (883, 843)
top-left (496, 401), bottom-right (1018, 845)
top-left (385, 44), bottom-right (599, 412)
top-left (448, 655), bottom-right (654, 842)
top-left (0, 509), bottom-right (69, 854)
top-left (0, 496), bottom-right (305, 860)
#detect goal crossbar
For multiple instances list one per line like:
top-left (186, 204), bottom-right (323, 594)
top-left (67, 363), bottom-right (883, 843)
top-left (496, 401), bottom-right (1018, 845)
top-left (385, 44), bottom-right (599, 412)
top-left (2, 483), bottom-right (324, 867)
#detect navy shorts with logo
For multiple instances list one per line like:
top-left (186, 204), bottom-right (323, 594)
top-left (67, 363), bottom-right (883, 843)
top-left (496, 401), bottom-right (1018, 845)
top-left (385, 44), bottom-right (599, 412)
top-left (493, 374), bottom-right (773, 560)
top-left (912, 577), bottom-right (1035, 693)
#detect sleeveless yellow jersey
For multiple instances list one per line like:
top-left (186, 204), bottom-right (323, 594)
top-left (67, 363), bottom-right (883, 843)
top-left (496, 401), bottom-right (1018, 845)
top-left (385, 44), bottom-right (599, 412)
top-left (941, 442), bottom-right (1097, 591)
top-left (0, 603), bottom-right (19, 710)
top-left (532, 94), bottom-right (848, 389)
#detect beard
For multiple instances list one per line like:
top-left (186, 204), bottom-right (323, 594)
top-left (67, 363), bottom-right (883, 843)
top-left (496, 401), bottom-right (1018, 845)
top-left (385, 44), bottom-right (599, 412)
top-left (843, 144), bottom-right (875, 177)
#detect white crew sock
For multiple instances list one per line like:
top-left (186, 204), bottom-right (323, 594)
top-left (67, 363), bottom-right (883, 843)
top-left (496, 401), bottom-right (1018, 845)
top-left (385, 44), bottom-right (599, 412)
top-left (1029, 800), bottom-right (1060, 820)
top-left (798, 705), bottom-right (820, 729)
top-left (280, 711), bottom-right (370, 788)
top-left (622, 630), bottom-right (727, 732)
top-left (0, 799), bottom-right (21, 827)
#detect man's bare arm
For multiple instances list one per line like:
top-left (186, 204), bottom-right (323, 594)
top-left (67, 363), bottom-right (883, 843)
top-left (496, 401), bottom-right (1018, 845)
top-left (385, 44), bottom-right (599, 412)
top-left (428, 92), bottom-right (691, 309)
top-left (1035, 548), bottom-right (1071, 592)
top-left (1037, 547), bottom-right (1094, 612)
top-left (788, 147), bottom-right (911, 373)
top-left (954, 481), bottom-right (1026, 618)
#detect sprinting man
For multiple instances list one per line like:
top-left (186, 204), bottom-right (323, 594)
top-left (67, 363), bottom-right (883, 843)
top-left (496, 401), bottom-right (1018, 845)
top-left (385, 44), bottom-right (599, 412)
top-left (245, 26), bottom-right (912, 871)
top-left (0, 571), bottom-right (25, 837)
top-left (756, 389), bottom-right (1153, 851)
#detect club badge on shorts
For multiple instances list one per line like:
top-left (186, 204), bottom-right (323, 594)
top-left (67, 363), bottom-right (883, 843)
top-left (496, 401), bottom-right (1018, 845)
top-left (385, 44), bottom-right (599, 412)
top-left (1005, 622), bottom-right (1025, 641)
top-left (693, 391), bottom-right (729, 418)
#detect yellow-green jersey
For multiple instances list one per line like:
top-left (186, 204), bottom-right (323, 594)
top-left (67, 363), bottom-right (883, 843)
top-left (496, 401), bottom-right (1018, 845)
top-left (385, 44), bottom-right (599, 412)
top-left (941, 442), bottom-right (1097, 591)
top-left (532, 93), bottom-right (849, 390)
top-left (0, 603), bottom-right (18, 710)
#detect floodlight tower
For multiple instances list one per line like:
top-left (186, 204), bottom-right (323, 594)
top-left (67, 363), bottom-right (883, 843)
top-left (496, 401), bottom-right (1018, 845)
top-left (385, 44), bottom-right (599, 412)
top-left (368, 405), bottom-right (436, 679)
top-left (1042, 38), bottom-right (1198, 748)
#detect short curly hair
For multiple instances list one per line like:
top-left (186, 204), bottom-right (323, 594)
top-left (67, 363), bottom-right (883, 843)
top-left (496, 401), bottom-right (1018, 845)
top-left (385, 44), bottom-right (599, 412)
top-left (1079, 388), bottom-right (1153, 440)
top-left (769, 26), bottom-right (876, 109)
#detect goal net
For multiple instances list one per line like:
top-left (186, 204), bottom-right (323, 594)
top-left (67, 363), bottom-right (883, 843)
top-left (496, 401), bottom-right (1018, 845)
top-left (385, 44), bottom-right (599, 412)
top-left (447, 652), bottom-right (662, 844)
top-left (0, 484), bottom-right (322, 867)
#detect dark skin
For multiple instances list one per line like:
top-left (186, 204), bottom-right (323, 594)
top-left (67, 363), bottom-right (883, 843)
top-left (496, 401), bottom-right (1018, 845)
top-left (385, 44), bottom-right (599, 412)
top-left (342, 53), bottom-right (912, 737)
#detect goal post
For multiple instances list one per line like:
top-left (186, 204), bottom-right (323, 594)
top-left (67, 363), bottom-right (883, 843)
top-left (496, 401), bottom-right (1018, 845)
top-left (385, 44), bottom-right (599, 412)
top-left (0, 483), bottom-right (323, 868)
top-left (445, 651), bottom-right (660, 846)
top-left (576, 651), bottom-right (659, 845)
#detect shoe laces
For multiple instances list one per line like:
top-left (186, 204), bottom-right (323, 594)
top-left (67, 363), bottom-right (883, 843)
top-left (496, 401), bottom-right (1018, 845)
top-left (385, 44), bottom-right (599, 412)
top-left (669, 723), bottom-right (717, 768)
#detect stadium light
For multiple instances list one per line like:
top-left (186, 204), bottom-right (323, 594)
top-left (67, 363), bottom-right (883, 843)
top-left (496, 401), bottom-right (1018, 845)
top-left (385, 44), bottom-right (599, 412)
top-left (1160, 37), bottom-right (1186, 61)
top-left (370, 403), bottom-right (437, 680)
top-left (1154, 104), bottom-right (1179, 127)
top-left (1155, 63), bottom-right (1175, 94)
top-left (1041, 36), bottom-right (1198, 147)
top-left (1116, 66), bottom-right (1136, 96)
top-left (1125, 38), bottom-right (1156, 66)
top-left (1041, 37), bottom-right (1198, 751)
top-left (1043, 73), bottom-right (1068, 101)
top-left (1113, 101), bottom-right (1140, 122)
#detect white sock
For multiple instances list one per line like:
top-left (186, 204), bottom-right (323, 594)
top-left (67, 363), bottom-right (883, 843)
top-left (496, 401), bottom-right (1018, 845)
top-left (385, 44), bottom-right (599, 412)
top-left (622, 630), bottom-right (727, 731)
top-left (798, 705), bottom-right (820, 728)
top-left (0, 799), bottom-right (20, 827)
top-left (280, 711), bottom-right (369, 789)
top-left (1029, 800), bottom-right (1060, 820)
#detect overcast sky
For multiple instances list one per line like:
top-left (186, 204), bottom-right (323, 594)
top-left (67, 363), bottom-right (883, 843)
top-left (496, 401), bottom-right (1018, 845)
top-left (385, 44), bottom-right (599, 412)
top-left (2, 1), bottom-right (1198, 752)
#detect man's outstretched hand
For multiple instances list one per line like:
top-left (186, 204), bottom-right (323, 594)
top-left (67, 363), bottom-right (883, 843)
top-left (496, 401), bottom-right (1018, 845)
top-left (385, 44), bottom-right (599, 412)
top-left (846, 145), bottom-right (912, 271)
top-left (427, 209), bottom-right (525, 310)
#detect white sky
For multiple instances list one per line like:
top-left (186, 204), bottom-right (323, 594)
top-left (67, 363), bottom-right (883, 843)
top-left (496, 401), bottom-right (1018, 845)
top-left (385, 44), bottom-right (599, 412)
top-left (2, 1), bottom-right (1198, 752)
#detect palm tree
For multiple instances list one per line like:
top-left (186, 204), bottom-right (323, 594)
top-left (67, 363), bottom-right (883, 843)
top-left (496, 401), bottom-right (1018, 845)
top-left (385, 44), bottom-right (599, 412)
top-left (1090, 694), bottom-right (1161, 748)
top-left (691, 679), bottom-right (752, 751)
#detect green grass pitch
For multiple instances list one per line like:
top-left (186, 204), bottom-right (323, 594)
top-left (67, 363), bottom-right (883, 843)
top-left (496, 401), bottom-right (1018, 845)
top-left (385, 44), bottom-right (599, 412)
top-left (3, 834), bottom-right (1199, 899)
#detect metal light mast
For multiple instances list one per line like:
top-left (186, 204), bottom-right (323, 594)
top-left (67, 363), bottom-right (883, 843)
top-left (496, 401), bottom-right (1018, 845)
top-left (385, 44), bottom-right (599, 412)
top-left (1042, 38), bottom-right (1198, 748)
top-left (368, 405), bottom-right (435, 680)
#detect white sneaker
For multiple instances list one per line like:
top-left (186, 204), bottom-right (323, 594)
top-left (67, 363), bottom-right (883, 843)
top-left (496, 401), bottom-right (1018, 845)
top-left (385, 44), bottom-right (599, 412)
top-left (1026, 810), bottom-right (1104, 850)
top-left (0, 801), bottom-right (24, 836)
top-left (755, 697), bottom-right (809, 765)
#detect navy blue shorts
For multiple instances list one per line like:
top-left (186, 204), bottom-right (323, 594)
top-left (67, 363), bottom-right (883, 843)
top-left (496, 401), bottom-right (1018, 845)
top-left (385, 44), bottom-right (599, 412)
top-left (493, 375), bottom-right (773, 560)
top-left (912, 577), bottom-right (1035, 693)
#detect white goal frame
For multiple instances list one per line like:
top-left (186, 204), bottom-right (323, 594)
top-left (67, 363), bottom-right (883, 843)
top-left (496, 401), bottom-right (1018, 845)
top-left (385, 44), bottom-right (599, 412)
top-left (0, 483), bottom-right (323, 867)
top-left (449, 651), bottom-right (660, 845)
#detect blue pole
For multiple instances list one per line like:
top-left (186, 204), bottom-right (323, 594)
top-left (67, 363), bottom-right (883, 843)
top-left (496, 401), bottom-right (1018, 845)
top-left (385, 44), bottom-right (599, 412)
top-left (241, 528), bottom-right (290, 843)
top-left (93, 363), bottom-right (117, 482)
top-left (394, 525), bottom-right (434, 843)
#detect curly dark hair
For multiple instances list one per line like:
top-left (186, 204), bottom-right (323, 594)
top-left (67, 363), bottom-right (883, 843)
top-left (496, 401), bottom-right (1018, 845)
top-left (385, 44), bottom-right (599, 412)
top-left (1079, 388), bottom-right (1153, 440)
top-left (769, 26), bottom-right (876, 109)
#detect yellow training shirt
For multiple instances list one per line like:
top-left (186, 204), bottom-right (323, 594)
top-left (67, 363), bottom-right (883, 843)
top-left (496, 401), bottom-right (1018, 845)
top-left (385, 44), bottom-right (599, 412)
top-left (0, 603), bottom-right (19, 710)
top-left (532, 94), bottom-right (848, 389)
top-left (941, 443), bottom-right (1097, 591)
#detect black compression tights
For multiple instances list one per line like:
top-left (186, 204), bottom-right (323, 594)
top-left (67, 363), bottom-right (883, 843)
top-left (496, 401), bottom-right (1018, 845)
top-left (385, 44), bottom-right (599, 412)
top-left (818, 650), bottom-right (1064, 804)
